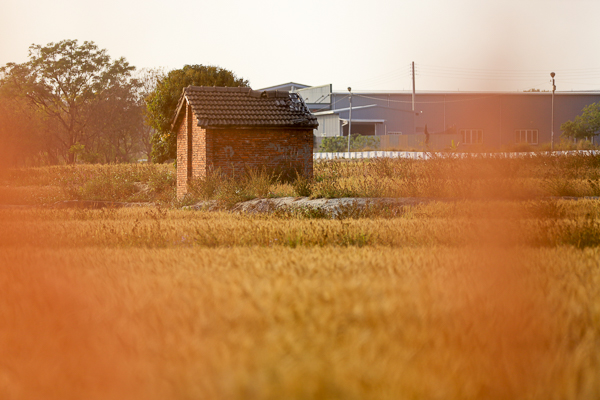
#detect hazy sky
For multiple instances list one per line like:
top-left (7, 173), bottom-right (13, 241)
top-left (2, 0), bottom-right (599, 92)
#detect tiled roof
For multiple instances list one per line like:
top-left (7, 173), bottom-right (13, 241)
top-left (172, 86), bottom-right (318, 129)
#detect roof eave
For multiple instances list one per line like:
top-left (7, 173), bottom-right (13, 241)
top-left (170, 93), bottom-right (189, 131)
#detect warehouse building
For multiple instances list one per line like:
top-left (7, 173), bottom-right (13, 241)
top-left (293, 84), bottom-right (600, 150)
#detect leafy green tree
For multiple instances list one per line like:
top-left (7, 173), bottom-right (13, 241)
top-left (561, 102), bottom-right (600, 140)
top-left (145, 65), bottom-right (250, 163)
top-left (0, 40), bottom-right (136, 163)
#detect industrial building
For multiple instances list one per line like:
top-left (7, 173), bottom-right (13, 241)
top-left (294, 84), bottom-right (600, 151)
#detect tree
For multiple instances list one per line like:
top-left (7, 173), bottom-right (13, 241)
top-left (86, 79), bottom-right (144, 163)
top-left (561, 102), bottom-right (600, 140)
top-left (137, 68), bottom-right (164, 161)
top-left (85, 68), bottom-right (162, 163)
top-left (0, 94), bottom-right (46, 168)
top-left (0, 40), bottom-right (136, 163)
top-left (145, 64), bottom-right (250, 163)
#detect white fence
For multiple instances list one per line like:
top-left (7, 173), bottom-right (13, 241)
top-left (314, 150), bottom-right (600, 161)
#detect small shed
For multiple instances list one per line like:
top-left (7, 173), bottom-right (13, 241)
top-left (172, 86), bottom-right (318, 199)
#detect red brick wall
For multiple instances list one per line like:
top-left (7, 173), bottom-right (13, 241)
top-left (176, 101), bottom-right (314, 199)
top-left (191, 113), bottom-right (207, 180)
top-left (177, 106), bottom-right (209, 199)
top-left (176, 108), bottom-right (188, 198)
top-left (206, 128), bottom-right (313, 178)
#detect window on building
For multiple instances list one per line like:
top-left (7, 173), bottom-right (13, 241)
top-left (515, 129), bottom-right (538, 145)
top-left (460, 129), bottom-right (483, 144)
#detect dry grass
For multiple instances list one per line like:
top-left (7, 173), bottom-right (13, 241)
top-left (2, 244), bottom-right (600, 400)
top-left (3, 159), bottom-right (600, 399)
top-left (0, 185), bottom-right (68, 205)
top-left (311, 154), bottom-right (600, 199)
top-left (3, 153), bottom-right (600, 206)
top-left (0, 163), bottom-right (175, 205)
top-left (2, 200), bottom-right (600, 249)
top-left (1, 200), bottom-right (600, 399)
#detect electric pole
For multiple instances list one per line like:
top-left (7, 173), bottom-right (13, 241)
top-left (412, 61), bottom-right (415, 112)
top-left (348, 87), bottom-right (352, 153)
top-left (412, 62), bottom-right (416, 135)
top-left (551, 72), bottom-right (556, 152)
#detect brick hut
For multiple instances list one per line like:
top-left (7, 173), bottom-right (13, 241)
top-left (172, 86), bottom-right (318, 199)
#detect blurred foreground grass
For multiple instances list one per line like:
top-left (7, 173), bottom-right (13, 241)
top-left (2, 200), bottom-right (600, 399)
top-left (2, 245), bottom-right (599, 400)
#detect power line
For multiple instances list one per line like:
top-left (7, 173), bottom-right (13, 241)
top-left (419, 63), bottom-right (600, 74)
top-left (417, 64), bottom-right (600, 81)
top-left (353, 93), bottom-right (504, 105)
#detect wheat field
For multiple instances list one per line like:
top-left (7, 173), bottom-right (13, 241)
top-left (2, 199), bottom-right (600, 400)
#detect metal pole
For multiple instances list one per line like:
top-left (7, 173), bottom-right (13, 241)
top-left (412, 62), bottom-right (415, 111)
top-left (412, 62), bottom-right (416, 135)
top-left (551, 72), bottom-right (556, 152)
top-left (348, 87), bottom-right (352, 153)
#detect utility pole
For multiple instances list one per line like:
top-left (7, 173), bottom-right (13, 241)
top-left (412, 62), bottom-right (416, 135)
top-left (551, 72), bottom-right (556, 152)
top-left (348, 87), bottom-right (352, 153)
top-left (412, 61), bottom-right (415, 112)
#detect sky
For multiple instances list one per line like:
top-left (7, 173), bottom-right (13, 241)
top-left (2, 0), bottom-right (600, 93)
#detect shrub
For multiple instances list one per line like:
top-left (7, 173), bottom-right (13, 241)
top-left (188, 169), bottom-right (225, 200)
top-left (77, 173), bottom-right (139, 201)
top-left (244, 167), bottom-right (275, 198)
top-left (188, 167), bottom-right (277, 208)
top-left (292, 171), bottom-right (313, 197)
top-left (319, 134), bottom-right (380, 152)
top-left (147, 169), bottom-right (176, 204)
top-left (214, 177), bottom-right (251, 209)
